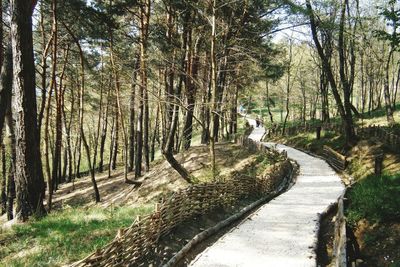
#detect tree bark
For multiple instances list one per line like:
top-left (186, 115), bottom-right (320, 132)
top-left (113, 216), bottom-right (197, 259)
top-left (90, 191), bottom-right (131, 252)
top-left (128, 58), bottom-right (139, 171)
top-left (11, 0), bottom-right (46, 220)
top-left (5, 112), bottom-right (15, 220)
top-left (1, 141), bottom-right (6, 214)
top-left (384, 49), bottom-right (395, 125)
top-left (0, 46), bottom-right (12, 137)
top-left (99, 78), bottom-right (111, 173)
top-left (209, 0), bottom-right (217, 179)
top-left (49, 0), bottom-right (59, 210)
top-left (140, 0), bottom-right (151, 172)
top-left (182, 33), bottom-right (199, 151)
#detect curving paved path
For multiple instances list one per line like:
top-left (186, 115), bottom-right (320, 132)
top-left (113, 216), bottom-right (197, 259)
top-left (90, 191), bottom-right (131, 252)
top-left (189, 119), bottom-right (344, 267)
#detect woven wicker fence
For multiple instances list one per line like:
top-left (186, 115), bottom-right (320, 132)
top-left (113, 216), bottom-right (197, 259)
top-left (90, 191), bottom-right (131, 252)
top-left (70, 139), bottom-right (292, 267)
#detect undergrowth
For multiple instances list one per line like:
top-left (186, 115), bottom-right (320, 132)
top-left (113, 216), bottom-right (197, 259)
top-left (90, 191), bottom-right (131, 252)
top-left (0, 205), bottom-right (153, 266)
top-left (346, 173), bottom-right (400, 225)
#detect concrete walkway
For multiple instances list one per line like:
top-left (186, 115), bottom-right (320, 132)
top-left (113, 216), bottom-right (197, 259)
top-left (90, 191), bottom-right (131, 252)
top-left (189, 119), bottom-right (344, 267)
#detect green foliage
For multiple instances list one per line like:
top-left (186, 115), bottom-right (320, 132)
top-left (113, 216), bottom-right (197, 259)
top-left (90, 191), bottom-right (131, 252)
top-left (375, 1), bottom-right (400, 49)
top-left (346, 174), bottom-right (400, 225)
top-left (0, 205), bottom-right (153, 266)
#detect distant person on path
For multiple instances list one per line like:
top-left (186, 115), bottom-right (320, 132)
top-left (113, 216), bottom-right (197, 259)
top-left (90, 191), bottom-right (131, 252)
top-left (256, 116), bottom-right (261, 127)
top-left (239, 104), bottom-right (245, 114)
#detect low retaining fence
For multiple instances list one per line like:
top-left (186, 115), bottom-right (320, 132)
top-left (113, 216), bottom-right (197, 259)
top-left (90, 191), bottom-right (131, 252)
top-left (356, 125), bottom-right (400, 150)
top-left (70, 138), bottom-right (293, 267)
top-left (333, 195), bottom-right (347, 267)
top-left (322, 145), bottom-right (347, 171)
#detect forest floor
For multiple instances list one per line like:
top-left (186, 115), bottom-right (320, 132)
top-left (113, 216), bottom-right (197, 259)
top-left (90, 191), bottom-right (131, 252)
top-left (0, 142), bottom-right (262, 267)
top-left (266, 123), bottom-right (400, 266)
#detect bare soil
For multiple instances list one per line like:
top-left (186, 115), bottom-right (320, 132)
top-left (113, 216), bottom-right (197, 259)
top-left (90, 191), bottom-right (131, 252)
top-left (317, 205), bottom-right (337, 266)
top-left (353, 219), bottom-right (400, 267)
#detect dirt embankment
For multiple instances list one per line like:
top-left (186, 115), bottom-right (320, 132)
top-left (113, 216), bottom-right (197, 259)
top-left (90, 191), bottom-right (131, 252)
top-left (49, 143), bottom-right (258, 210)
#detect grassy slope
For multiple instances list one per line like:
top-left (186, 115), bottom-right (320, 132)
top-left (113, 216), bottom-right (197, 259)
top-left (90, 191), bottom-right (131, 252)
top-left (0, 206), bottom-right (153, 266)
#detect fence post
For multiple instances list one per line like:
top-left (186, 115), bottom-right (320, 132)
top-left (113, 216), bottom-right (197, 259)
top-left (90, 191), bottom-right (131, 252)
top-left (316, 126), bottom-right (322, 140)
top-left (374, 154), bottom-right (384, 176)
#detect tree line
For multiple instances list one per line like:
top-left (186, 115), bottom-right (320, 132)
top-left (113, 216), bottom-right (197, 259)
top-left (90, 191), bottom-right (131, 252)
top-left (0, 0), bottom-right (279, 221)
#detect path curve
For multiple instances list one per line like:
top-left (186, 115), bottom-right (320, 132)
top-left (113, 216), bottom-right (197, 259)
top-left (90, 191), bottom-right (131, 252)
top-left (189, 118), bottom-right (344, 267)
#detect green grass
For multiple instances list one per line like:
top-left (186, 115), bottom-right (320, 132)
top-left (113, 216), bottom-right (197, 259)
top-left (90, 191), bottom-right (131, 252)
top-left (0, 205), bottom-right (153, 266)
top-left (271, 130), bottom-right (346, 154)
top-left (346, 174), bottom-right (400, 225)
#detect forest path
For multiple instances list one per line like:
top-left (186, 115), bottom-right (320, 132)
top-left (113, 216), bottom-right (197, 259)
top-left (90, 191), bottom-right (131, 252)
top-left (189, 118), bottom-right (344, 267)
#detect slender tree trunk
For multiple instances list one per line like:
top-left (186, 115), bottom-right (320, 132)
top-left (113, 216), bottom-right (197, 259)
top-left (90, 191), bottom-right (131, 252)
top-left (128, 58), bottom-right (139, 171)
top-left (92, 56), bottom-right (105, 175)
top-left (135, 83), bottom-right (143, 178)
top-left (162, 64), bottom-right (192, 183)
top-left (63, 22), bottom-right (100, 202)
top-left (201, 68), bottom-right (211, 144)
top-left (110, 32), bottom-right (130, 183)
top-left (0, 46), bottom-right (12, 136)
top-left (209, 0), bottom-right (218, 179)
top-left (384, 49), bottom-right (395, 125)
top-left (1, 141), bottom-right (6, 215)
top-left (62, 90), bottom-right (74, 182)
top-left (265, 81), bottom-right (274, 123)
top-left (49, 0), bottom-right (59, 210)
top-left (140, 0), bottom-right (151, 172)
top-left (182, 35), bottom-right (199, 150)
top-left (282, 42), bottom-right (292, 135)
top-left (37, 1), bottom-right (53, 137)
top-left (111, 110), bottom-right (119, 170)
top-left (108, 114), bottom-right (115, 178)
top-left (393, 64), bottom-right (400, 110)
top-left (151, 104), bottom-right (160, 161)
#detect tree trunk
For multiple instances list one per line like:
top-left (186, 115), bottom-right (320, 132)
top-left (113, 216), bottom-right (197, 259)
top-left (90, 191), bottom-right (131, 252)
top-left (99, 79), bottom-right (111, 173)
top-left (282, 41), bottom-right (292, 135)
top-left (128, 58), bottom-right (139, 171)
top-left (110, 31), bottom-right (130, 183)
top-left (11, 0), bottom-right (46, 220)
top-left (151, 104), bottom-right (160, 161)
top-left (135, 79), bottom-right (143, 178)
top-left (182, 34), bottom-right (199, 151)
top-left (384, 49), bottom-right (395, 125)
top-left (5, 112), bottom-right (15, 220)
top-left (162, 70), bottom-right (192, 183)
top-left (111, 110), bottom-right (119, 170)
top-left (209, 0), bottom-right (217, 179)
top-left (306, 0), bottom-right (356, 147)
top-left (1, 141), bottom-right (6, 215)
top-left (63, 22), bottom-right (100, 202)
top-left (0, 45), bottom-right (12, 137)
top-left (49, 0), bottom-right (59, 210)
top-left (138, 0), bottom-right (151, 172)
